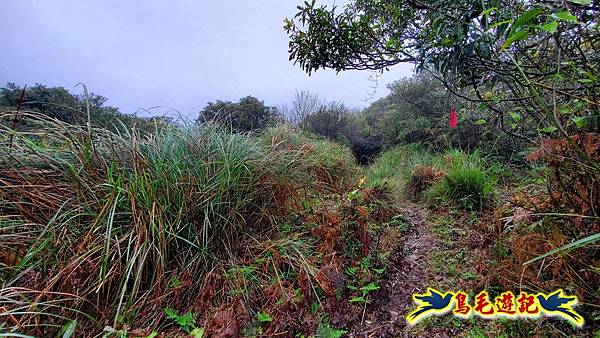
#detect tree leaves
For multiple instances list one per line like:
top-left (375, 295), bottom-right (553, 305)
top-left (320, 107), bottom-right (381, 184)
top-left (285, 0), bottom-right (598, 145)
top-left (502, 30), bottom-right (529, 49)
top-left (503, 7), bottom-right (556, 48)
top-left (511, 8), bottom-right (544, 32)
top-left (567, 0), bottom-right (591, 5)
top-left (539, 21), bottom-right (558, 33)
top-left (552, 11), bottom-right (578, 22)
top-left (509, 112), bottom-right (521, 123)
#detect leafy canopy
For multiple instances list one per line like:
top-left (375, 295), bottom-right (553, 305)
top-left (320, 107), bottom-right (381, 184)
top-left (286, 0), bottom-right (600, 140)
top-left (198, 96), bottom-right (278, 132)
top-left (286, 0), bottom-right (597, 80)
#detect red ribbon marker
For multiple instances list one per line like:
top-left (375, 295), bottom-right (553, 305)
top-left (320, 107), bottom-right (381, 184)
top-left (450, 107), bottom-right (457, 128)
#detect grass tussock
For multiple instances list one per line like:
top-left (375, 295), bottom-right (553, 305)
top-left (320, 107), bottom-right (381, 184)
top-left (368, 146), bottom-right (496, 210)
top-left (0, 111), bottom-right (362, 336)
top-left (426, 150), bottom-right (497, 210)
top-left (365, 144), bottom-right (432, 189)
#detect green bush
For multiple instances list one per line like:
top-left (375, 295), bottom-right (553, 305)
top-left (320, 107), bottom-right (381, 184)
top-left (197, 96), bottom-right (279, 132)
top-left (426, 150), bottom-right (496, 210)
top-left (366, 147), bottom-right (496, 210)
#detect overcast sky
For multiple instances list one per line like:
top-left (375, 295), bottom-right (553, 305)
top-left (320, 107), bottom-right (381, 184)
top-left (1, 1), bottom-right (413, 118)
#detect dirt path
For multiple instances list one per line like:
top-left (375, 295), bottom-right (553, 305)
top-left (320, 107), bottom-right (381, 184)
top-left (347, 191), bottom-right (594, 338)
top-left (350, 201), bottom-right (457, 338)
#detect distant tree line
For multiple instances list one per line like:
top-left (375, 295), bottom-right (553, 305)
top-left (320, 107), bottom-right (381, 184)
top-left (275, 74), bottom-right (533, 165)
top-left (1, 80), bottom-right (521, 165)
top-left (0, 83), bottom-right (172, 132)
top-left (197, 96), bottom-right (280, 132)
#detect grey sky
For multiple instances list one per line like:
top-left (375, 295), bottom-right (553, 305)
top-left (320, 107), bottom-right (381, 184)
top-left (1, 1), bottom-right (412, 118)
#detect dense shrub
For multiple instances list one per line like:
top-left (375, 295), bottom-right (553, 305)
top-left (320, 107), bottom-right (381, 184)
top-left (260, 124), bottom-right (357, 192)
top-left (368, 146), bottom-right (496, 209)
top-left (433, 167), bottom-right (495, 210)
top-left (288, 97), bottom-right (382, 164)
top-left (301, 102), bottom-right (349, 139)
top-left (526, 132), bottom-right (600, 229)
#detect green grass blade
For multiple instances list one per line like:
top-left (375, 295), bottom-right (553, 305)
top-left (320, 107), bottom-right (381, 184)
top-left (524, 232), bottom-right (600, 265)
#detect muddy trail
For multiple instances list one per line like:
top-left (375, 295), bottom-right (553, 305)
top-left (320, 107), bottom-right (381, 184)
top-left (350, 201), bottom-right (461, 338)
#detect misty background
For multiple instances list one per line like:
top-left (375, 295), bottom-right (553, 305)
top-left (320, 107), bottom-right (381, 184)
top-left (1, 0), bottom-right (412, 117)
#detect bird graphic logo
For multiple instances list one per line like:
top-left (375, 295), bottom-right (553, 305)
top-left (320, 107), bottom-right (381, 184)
top-left (407, 288), bottom-right (454, 325)
top-left (407, 288), bottom-right (585, 327)
top-left (536, 289), bottom-right (584, 327)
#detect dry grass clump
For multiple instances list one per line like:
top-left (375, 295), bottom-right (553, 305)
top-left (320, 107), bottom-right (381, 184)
top-left (484, 182), bottom-right (600, 330)
top-left (405, 165), bottom-right (444, 198)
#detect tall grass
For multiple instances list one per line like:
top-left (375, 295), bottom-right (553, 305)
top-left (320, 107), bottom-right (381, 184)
top-left (260, 125), bottom-right (356, 193)
top-left (365, 144), bottom-right (432, 188)
top-left (0, 112), bottom-right (356, 335)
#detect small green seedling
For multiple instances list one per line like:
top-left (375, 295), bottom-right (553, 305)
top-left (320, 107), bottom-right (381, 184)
top-left (349, 282), bottom-right (380, 304)
top-left (165, 307), bottom-right (203, 335)
top-left (257, 312), bottom-right (273, 323)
